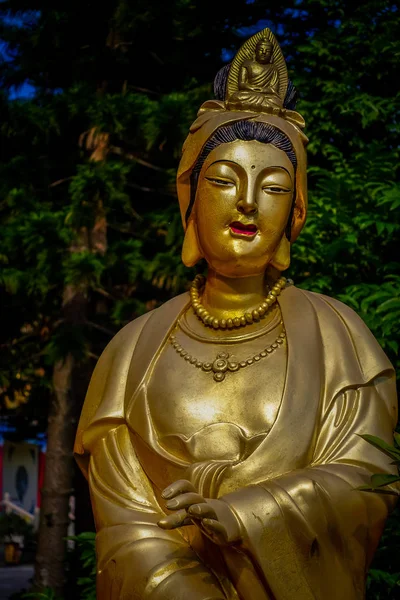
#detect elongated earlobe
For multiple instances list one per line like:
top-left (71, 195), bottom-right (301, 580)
top-left (182, 219), bottom-right (203, 267)
top-left (270, 235), bottom-right (291, 271)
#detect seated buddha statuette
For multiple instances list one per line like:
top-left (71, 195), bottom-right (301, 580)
top-left (75, 27), bottom-right (398, 600)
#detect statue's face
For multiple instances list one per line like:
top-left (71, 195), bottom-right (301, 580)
top-left (194, 140), bottom-right (294, 277)
top-left (255, 42), bottom-right (272, 64)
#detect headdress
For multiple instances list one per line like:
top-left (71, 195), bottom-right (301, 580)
top-left (177, 28), bottom-right (308, 243)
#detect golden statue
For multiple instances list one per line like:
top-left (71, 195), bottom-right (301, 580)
top-left (75, 28), bottom-right (398, 600)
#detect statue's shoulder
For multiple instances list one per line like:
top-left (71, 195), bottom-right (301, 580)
top-left (294, 286), bottom-right (392, 373)
top-left (295, 287), bottom-right (363, 325)
top-left (108, 292), bottom-right (189, 356)
top-left (293, 286), bottom-right (378, 337)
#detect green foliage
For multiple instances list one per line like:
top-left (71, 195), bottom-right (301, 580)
top-left (357, 434), bottom-right (400, 492)
top-left (67, 532), bottom-right (96, 600)
top-left (366, 506), bottom-right (400, 599)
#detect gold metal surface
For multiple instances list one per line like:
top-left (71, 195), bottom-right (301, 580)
top-left (226, 28), bottom-right (288, 112)
top-left (190, 274), bottom-right (286, 329)
top-left (75, 28), bottom-right (398, 600)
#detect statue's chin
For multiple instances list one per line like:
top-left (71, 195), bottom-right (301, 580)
top-left (205, 256), bottom-right (270, 279)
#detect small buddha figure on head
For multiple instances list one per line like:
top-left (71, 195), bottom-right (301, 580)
top-left (228, 37), bottom-right (282, 111)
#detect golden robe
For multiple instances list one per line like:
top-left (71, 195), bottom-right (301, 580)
top-left (74, 286), bottom-right (398, 600)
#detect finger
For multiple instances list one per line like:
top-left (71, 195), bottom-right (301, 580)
top-left (157, 509), bottom-right (191, 530)
top-left (202, 518), bottom-right (228, 542)
top-left (161, 479), bottom-right (196, 500)
top-left (188, 503), bottom-right (218, 521)
top-left (166, 492), bottom-right (205, 511)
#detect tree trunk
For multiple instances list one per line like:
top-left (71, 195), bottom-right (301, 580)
top-left (34, 134), bottom-right (109, 593)
top-left (34, 353), bottom-right (77, 591)
top-left (34, 281), bottom-right (88, 592)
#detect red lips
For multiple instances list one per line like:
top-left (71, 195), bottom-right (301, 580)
top-left (229, 221), bottom-right (258, 236)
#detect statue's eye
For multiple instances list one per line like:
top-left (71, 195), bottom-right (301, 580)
top-left (205, 177), bottom-right (235, 187)
top-left (263, 185), bottom-right (291, 194)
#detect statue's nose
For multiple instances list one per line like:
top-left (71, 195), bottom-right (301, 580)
top-left (237, 195), bottom-right (258, 215)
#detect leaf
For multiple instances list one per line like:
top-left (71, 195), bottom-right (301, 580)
top-left (358, 434), bottom-right (400, 461)
top-left (376, 298), bottom-right (400, 314)
top-left (370, 474), bottom-right (400, 488)
top-left (357, 485), bottom-right (400, 496)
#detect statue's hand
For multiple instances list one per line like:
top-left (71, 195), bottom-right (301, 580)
top-left (157, 479), bottom-right (241, 546)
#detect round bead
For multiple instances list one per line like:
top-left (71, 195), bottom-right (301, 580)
top-left (267, 347), bottom-right (274, 353)
top-left (252, 309), bottom-right (260, 321)
top-left (190, 357), bottom-right (197, 364)
top-left (202, 362), bottom-right (212, 371)
top-left (245, 312), bottom-right (253, 323)
top-left (215, 359), bottom-right (228, 371)
top-left (239, 361), bottom-right (247, 368)
top-left (270, 290), bottom-right (277, 297)
top-left (279, 332), bottom-right (286, 339)
top-left (214, 372), bottom-right (225, 382)
top-left (240, 316), bottom-right (247, 326)
top-left (233, 317), bottom-right (241, 327)
top-left (227, 319), bottom-right (234, 329)
top-left (247, 358), bottom-right (254, 365)
top-left (261, 302), bottom-right (269, 310)
top-left (184, 354), bottom-right (191, 361)
top-left (212, 318), bottom-right (219, 329)
top-left (254, 355), bottom-right (261, 361)
top-left (220, 319), bottom-right (227, 329)
top-left (176, 345), bottom-right (182, 352)
top-left (260, 351), bottom-right (267, 358)
top-left (228, 362), bottom-right (239, 372)
top-left (272, 343), bottom-right (278, 349)
top-left (196, 361), bottom-right (203, 368)
top-left (258, 307), bottom-right (266, 317)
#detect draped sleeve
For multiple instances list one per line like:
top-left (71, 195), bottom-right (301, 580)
top-left (74, 312), bottom-right (230, 600)
top-left (217, 292), bottom-right (398, 600)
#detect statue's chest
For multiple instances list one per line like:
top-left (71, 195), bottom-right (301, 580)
top-left (248, 62), bottom-right (273, 79)
top-left (147, 331), bottom-right (287, 449)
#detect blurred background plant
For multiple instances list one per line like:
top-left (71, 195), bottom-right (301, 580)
top-left (0, 0), bottom-right (399, 597)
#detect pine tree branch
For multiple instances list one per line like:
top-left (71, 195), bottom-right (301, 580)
top-left (110, 145), bottom-right (167, 173)
top-left (85, 320), bottom-right (115, 337)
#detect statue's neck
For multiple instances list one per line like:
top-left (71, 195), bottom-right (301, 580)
top-left (201, 269), bottom-right (269, 320)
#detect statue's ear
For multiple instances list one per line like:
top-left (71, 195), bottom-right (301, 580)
top-left (182, 219), bottom-right (203, 267)
top-left (270, 235), bottom-right (290, 272)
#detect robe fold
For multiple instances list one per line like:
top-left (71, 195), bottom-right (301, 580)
top-left (74, 286), bottom-right (397, 599)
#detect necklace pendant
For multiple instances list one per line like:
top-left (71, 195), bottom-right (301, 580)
top-left (203, 352), bottom-right (238, 382)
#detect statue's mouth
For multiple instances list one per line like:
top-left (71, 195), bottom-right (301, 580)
top-left (229, 221), bottom-right (258, 237)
